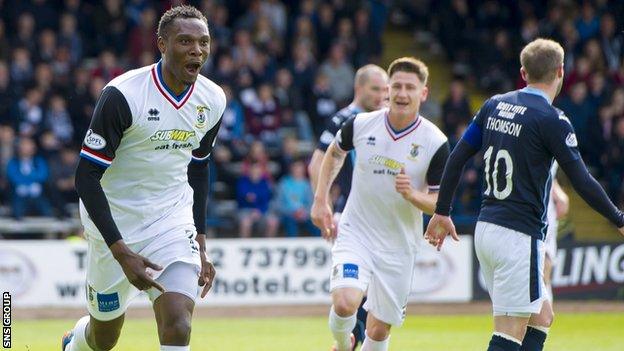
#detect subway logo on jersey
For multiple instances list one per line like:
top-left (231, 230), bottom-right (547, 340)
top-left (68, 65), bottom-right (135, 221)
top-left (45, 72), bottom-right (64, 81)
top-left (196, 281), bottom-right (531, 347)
top-left (150, 129), bottom-right (196, 142)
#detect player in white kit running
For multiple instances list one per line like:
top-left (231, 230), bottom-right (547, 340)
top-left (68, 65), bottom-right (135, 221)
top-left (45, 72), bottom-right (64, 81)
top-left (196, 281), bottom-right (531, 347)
top-left (543, 164), bottom-right (568, 302)
top-left (311, 57), bottom-right (449, 351)
top-left (62, 6), bottom-right (225, 351)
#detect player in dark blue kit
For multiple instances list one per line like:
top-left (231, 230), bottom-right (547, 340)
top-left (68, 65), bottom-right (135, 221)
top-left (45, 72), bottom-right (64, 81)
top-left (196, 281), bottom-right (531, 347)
top-left (308, 64), bottom-right (388, 350)
top-left (425, 38), bottom-right (624, 351)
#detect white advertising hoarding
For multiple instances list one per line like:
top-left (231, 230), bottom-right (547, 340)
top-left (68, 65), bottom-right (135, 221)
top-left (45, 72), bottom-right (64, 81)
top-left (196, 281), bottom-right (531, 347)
top-left (1, 237), bottom-right (472, 307)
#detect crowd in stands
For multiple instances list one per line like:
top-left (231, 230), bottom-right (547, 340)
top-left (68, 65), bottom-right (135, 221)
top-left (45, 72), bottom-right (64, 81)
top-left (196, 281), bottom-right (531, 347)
top-left (1, 0), bottom-right (622, 238)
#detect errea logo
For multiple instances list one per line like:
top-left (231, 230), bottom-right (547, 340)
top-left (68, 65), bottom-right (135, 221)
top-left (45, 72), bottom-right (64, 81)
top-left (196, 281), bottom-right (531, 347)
top-left (150, 129), bottom-right (195, 142)
top-left (147, 108), bottom-right (160, 121)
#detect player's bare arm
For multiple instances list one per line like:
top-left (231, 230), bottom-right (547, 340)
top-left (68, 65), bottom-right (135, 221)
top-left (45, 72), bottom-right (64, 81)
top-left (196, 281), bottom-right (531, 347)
top-left (195, 234), bottom-right (216, 298)
top-left (551, 179), bottom-right (569, 219)
top-left (395, 168), bottom-right (438, 215)
top-left (308, 149), bottom-right (325, 193)
top-left (311, 141), bottom-right (347, 241)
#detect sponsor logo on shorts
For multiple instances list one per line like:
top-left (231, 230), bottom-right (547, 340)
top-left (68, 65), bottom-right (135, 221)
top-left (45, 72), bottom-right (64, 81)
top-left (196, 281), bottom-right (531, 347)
top-left (87, 284), bottom-right (96, 308)
top-left (84, 129), bottom-right (107, 150)
top-left (97, 292), bottom-right (120, 312)
top-left (343, 263), bottom-right (359, 279)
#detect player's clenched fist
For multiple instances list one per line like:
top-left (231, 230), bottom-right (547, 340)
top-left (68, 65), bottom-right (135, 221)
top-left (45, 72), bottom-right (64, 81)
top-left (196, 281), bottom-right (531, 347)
top-left (311, 197), bottom-right (336, 242)
top-left (395, 168), bottom-right (415, 201)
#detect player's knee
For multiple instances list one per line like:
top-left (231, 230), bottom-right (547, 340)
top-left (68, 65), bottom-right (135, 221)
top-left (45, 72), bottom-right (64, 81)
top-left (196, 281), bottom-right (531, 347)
top-left (333, 295), bottom-right (359, 317)
top-left (366, 323), bottom-right (390, 341)
top-left (160, 317), bottom-right (192, 343)
top-left (91, 336), bottom-right (119, 351)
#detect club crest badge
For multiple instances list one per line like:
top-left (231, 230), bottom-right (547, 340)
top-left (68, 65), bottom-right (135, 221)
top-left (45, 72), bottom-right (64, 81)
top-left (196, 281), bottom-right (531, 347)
top-left (408, 143), bottom-right (420, 161)
top-left (195, 105), bottom-right (210, 129)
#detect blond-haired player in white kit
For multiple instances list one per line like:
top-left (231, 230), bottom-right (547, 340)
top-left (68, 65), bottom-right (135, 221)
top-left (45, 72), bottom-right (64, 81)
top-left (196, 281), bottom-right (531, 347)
top-left (62, 6), bottom-right (224, 351)
top-left (311, 57), bottom-right (450, 351)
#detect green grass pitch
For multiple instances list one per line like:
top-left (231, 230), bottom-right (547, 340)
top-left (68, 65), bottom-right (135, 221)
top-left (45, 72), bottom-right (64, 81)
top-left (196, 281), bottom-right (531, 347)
top-left (11, 312), bottom-right (624, 350)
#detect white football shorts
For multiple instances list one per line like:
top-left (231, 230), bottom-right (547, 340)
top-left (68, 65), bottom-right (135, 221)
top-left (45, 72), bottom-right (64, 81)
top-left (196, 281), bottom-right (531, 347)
top-left (475, 221), bottom-right (545, 316)
top-left (85, 225), bottom-right (201, 321)
top-left (330, 229), bottom-right (415, 326)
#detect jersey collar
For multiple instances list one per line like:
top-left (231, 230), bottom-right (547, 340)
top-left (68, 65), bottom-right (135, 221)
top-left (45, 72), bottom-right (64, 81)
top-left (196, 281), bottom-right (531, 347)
top-left (520, 86), bottom-right (551, 105)
top-left (384, 110), bottom-right (421, 141)
top-left (151, 61), bottom-right (195, 110)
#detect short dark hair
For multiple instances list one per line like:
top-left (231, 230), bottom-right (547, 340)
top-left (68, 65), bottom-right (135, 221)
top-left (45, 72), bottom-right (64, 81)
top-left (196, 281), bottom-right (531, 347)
top-left (157, 5), bottom-right (208, 39)
top-left (387, 57), bottom-right (429, 85)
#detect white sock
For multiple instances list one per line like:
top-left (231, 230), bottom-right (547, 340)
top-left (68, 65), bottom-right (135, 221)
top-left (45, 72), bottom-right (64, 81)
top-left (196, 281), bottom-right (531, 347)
top-left (328, 306), bottom-right (356, 351)
top-left (361, 332), bottom-right (390, 351)
top-left (160, 346), bottom-right (190, 351)
top-left (67, 316), bottom-right (91, 351)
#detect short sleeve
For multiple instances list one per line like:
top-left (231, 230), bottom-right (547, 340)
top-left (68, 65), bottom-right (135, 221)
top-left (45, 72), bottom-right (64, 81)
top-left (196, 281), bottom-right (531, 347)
top-left (542, 112), bottom-right (582, 165)
top-left (318, 113), bottom-right (349, 152)
top-left (426, 142), bottom-right (450, 191)
top-left (192, 118), bottom-right (222, 161)
top-left (79, 86), bottom-right (132, 168)
top-left (335, 116), bottom-right (355, 151)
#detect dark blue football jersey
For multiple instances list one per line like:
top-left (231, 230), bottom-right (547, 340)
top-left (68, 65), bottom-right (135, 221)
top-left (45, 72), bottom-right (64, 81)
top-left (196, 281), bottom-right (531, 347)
top-left (471, 87), bottom-right (581, 240)
top-left (317, 104), bottom-right (362, 212)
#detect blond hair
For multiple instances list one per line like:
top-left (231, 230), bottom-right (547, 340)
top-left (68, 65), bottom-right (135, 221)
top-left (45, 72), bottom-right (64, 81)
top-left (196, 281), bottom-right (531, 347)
top-left (387, 57), bottom-right (429, 85)
top-left (520, 38), bottom-right (564, 84)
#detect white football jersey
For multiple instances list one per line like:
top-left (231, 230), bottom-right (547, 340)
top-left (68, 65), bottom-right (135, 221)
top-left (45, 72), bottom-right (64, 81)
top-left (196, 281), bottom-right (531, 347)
top-left (336, 108), bottom-right (448, 251)
top-left (79, 62), bottom-right (226, 244)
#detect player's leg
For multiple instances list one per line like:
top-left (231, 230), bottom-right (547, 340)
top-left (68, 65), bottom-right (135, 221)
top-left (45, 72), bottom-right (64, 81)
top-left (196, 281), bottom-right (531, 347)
top-left (63, 314), bottom-right (125, 351)
top-left (520, 253), bottom-right (554, 351)
top-left (148, 261), bottom-right (200, 349)
top-left (360, 313), bottom-right (391, 351)
top-left (352, 297), bottom-right (368, 348)
top-left (330, 287), bottom-right (365, 351)
top-left (63, 238), bottom-right (138, 350)
top-left (476, 222), bottom-right (545, 351)
top-left (329, 233), bottom-right (372, 351)
top-left (359, 250), bottom-right (414, 351)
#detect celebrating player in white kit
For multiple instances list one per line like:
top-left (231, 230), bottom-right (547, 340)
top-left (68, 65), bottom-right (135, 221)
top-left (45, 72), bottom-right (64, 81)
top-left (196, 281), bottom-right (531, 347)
top-left (311, 57), bottom-right (449, 351)
top-left (62, 6), bottom-right (224, 351)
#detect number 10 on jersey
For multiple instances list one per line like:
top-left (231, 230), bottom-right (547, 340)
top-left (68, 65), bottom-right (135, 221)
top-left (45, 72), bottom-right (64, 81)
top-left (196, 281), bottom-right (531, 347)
top-left (483, 146), bottom-right (514, 200)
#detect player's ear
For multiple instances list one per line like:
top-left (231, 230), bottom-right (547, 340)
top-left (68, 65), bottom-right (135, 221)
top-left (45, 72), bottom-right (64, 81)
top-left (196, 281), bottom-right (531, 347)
top-left (520, 67), bottom-right (528, 83)
top-left (420, 85), bottom-right (429, 102)
top-left (157, 36), bottom-right (166, 54)
top-left (557, 64), bottom-right (564, 79)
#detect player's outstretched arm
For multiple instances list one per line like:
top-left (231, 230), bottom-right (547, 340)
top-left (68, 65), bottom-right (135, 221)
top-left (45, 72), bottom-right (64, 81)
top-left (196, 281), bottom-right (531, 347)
top-left (424, 139), bottom-right (479, 250)
top-left (308, 149), bottom-right (325, 193)
top-left (311, 141), bottom-right (347, 241)
top-left (558, 158), bottom-right (624, 235)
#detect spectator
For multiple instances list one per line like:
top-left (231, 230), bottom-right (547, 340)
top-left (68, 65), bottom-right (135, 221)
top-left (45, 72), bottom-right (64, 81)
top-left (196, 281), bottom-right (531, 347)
top-left (441, 78), bottom-right (472, 137)
top-left (307, 72), bottom-right (337, 138)
top-left (91, 49), bottom-right (123, 82)
top-left (557, 82), bottom-right (593, 155)
top-left (12, 87), bottom-right (44, 137)
top-left (48, 145), bottom-right (78, 218)
top-left (319, 43), bottom-right (355, 105)
top-left (58, 13), bottom-right (83, 65)
top-left (45, 95), bottom-right (73, 144)
top-left (92, 0), bottom-right (128, 54)
top-left (127, 6), bottom-right (157, 66)
top-left (10, 47), bottom-right (34, 93)
top-left (236, 162), bottom-right (279, 237)
top-left (599, 13), bottom-right (622, 73)
top-left (6, 137), bottom-right (52, 218)
top-left (275, 159), bottom-right (318, 237)
top-left (218, 84), bottom-right (246, 158)
top-left (0, 20), bottom-right (10, 61)
top-left (0, 61), bottom-right (13, 125)
top-left (37, 29), bottom-right (57, 64)
top-left (245, 83), bottom-right (281, 147)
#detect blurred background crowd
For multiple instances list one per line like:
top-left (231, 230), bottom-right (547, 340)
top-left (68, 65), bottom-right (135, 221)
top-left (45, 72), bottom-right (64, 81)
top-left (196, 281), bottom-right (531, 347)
top-left (0, 0), bottom-right (622, 238)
